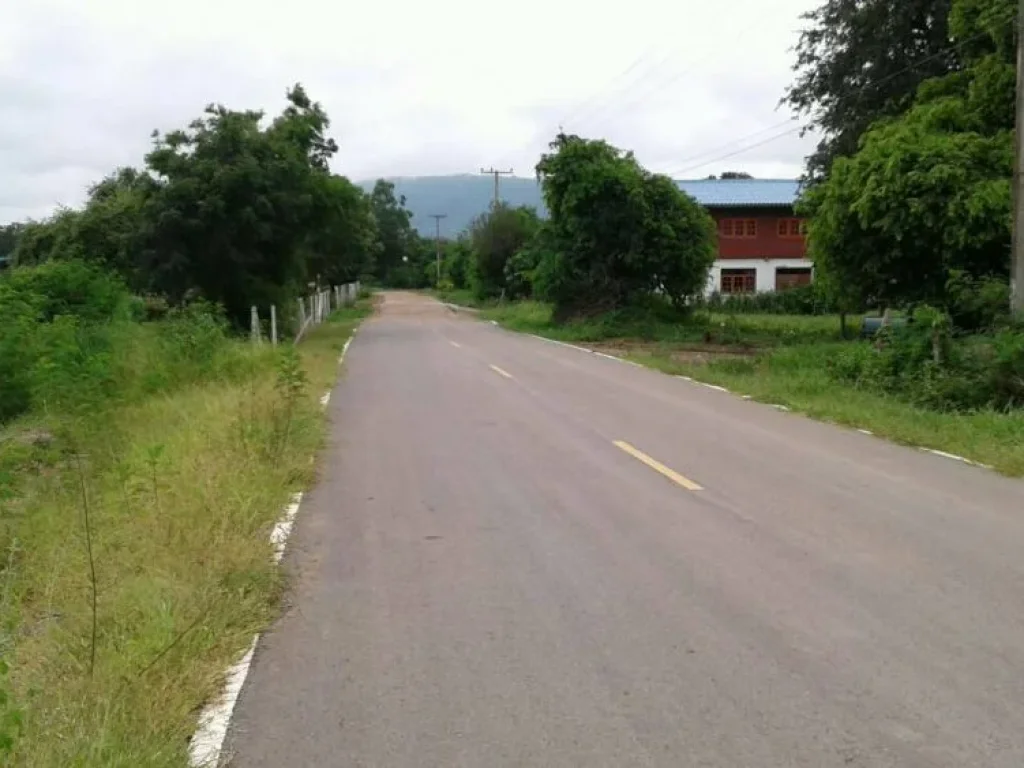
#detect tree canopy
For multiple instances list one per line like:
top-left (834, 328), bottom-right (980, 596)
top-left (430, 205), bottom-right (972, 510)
top-left (468, 203), bottom-right (541, 300)
top-left (6, 84), bottom-right (394, 328)
top-left (784, 0), bottom-right (959, 180)
top-left (535, 133), bottom-right (715, 316)
top-left (800, 0), bottom-right (1015, 312)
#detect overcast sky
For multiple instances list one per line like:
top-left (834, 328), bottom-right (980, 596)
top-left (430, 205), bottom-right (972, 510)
top-left (2, 0), bottom-right (820, 224)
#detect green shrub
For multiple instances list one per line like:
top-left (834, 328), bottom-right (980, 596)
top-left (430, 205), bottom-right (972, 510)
top-left (698, 283), bottom-right (839, 315)
top-left (944, 270), bottom-right (1011, 331)
top-left (0, 262), bottom-right (238, 424)
top-left (828, 307), bottom-right (1024, 411)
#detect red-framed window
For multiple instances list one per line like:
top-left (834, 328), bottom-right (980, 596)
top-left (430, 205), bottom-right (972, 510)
top-left (775, 267), bottom-right (812, 291)
top-left (720, 268), bottom-right (757, 294)
top-left (777, 218), bottom-right (807, 238)
top-left (719, 219), bottom-right (757, 238)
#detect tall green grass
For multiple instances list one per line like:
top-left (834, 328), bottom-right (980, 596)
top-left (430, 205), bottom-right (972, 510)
top-left (0, 260), bottom-right (374, 764)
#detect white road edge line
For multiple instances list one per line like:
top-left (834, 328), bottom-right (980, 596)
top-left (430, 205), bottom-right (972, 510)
top-left (189, 328), bottom-right (359, 767)
top-left (269, 492), bottom-right (304, 564)
top-left (920, 447), bottom-right (993, 469)
top-left (188, 635), bottom-right (259, 767)
top-left (489, 364), bottom-right (514, 379)
top-left (529, 334), bottom-right (592, 354)
top-left (593, 351), bottom-right (644, 368)
top-left (526, 329), bottom-right (996, 475)
top-left (337, 337), bottom-right (353, 364)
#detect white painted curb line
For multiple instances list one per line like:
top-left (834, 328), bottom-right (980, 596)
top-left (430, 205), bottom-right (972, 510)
top-left (188, 329), bottom-right (359, 767)
top-left (919, 447), bottom-right (992, 469)
top-left (529, 334), bottom-right (592, 354)
top-left (519, 326), bottom-right (996, 475)
top-left (188, 636), bottom-right (258, 767)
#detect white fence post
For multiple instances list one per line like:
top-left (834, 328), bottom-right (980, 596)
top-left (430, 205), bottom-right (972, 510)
top-left (270, 305), bottom-right (278, 346)
top-left (250, 306), bottom-right (260, 345)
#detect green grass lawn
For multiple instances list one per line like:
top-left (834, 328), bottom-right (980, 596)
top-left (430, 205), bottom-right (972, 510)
top-left (479, 300), bottom-right (1024, 477)
top-left (480, 300), bottom-right (859, 347)
top-left (0, 299), bottom-right (372, 767)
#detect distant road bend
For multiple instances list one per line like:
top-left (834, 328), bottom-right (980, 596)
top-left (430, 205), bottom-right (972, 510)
top-left (225, 291), bottom-right (1024, 767)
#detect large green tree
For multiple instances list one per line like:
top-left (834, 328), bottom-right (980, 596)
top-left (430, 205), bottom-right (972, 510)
top-left (801, 0), bottom-right (1015, 310)
top-left (11, 85), bottom-right (373, 328)
top-left (468, 203), bottom-right (541, 299)
top-left (305, 174), bottom-right (379, 286)
top-left (784, 0), bottom-right (959, 180)
top-left (535, 133), bottom-right (715, 316)
top-left (141, 85), bottom-right (340, 323)
top-left (368, 180), bottom-right (417, 285)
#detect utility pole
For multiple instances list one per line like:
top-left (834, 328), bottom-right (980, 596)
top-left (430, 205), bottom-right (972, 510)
top-left (429, 214), bottom-right (447, 285)
top-left (480, 167), bottom-right (514, 208)
top-left (1013, 0), bottom-right (1024, 314)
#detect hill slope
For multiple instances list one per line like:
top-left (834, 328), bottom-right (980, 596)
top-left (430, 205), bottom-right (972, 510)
top-left (358, 175), bottom-right (546, 238)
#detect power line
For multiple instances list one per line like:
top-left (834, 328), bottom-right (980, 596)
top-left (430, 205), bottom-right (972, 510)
top-left (659, 117), bottom-right (799, 175)
top-left (668, 125), bottom-right (804, 177)
top-left (498, 0), bottom-right (787, 172)
top-left (663, 19), bottom-right (1015, 178)
top-left (480, 167), bottom-right (514, 206)
top-left (492, 47), bottom-right (671, 170)
top-left (584, 0), bottom-right (786, 136)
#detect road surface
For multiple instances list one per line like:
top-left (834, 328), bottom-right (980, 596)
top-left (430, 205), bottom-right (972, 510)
top-left (225, 292), bottom-right (1024, 767)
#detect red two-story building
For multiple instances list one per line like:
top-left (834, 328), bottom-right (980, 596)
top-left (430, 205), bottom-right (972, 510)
top-left (676, 179), bottom-right (811, 295)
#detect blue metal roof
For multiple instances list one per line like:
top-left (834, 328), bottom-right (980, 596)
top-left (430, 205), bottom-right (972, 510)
top-left (675, 178), bottom-right (801, 208)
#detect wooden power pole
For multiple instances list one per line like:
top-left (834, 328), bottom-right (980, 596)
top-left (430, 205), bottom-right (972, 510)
top-left (429, 213), bottom-right (447, 284)
top-left (1013, 0), bottom-right (1024, 315)
top-left (480, 167), bottom-right (514, 207)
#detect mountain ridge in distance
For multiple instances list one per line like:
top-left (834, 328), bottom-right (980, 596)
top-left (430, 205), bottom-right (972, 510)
top-left (357, 175), bottom-right (547, 239)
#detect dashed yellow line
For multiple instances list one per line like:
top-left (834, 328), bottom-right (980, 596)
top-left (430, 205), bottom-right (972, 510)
top-left (489, 364), bottom-right (514, 380)
top-left (613, 440), bottom-right (703, 491)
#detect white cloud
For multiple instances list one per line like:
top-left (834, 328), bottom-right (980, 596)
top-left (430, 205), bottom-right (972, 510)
top-left (2, 0), bottom-right (820, 223)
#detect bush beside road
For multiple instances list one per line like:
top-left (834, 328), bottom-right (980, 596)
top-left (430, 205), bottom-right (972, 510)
top-left (0, 265), bottom-right (372, 765)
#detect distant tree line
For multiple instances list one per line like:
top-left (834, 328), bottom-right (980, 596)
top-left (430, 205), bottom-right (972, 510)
top-left (0, 85), bottom-right (437, 328)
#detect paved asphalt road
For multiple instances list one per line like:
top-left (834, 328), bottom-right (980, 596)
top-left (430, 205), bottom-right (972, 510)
top-left (225, 292), bottom-right (1024, 767)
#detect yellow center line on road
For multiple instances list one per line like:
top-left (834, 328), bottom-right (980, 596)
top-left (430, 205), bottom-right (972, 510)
top-left (489, 364), bottom-right (514, 380)
top-left (613, 440), bottom-right (703, 491)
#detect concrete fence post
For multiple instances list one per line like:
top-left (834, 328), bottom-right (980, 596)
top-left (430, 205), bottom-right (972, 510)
top-left (250, 306), bottom-right (260, 345)
top-left (270, 305), bottom-right (278, 346)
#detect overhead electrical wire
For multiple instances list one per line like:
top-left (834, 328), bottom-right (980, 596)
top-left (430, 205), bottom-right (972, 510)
top-left (662, 15), bottom-right (1015, 178)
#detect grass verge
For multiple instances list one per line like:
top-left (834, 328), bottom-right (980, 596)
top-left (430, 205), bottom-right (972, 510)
top-left (479, 299), bottom-right (857, 346)
top-left (479, 301), bottom-right (1024, 478)
top-left (0, 299), bottom-right (372, 767)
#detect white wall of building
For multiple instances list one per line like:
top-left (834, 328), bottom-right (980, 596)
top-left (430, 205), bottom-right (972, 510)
top-left (705, 258), bottom-right (812, 296)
